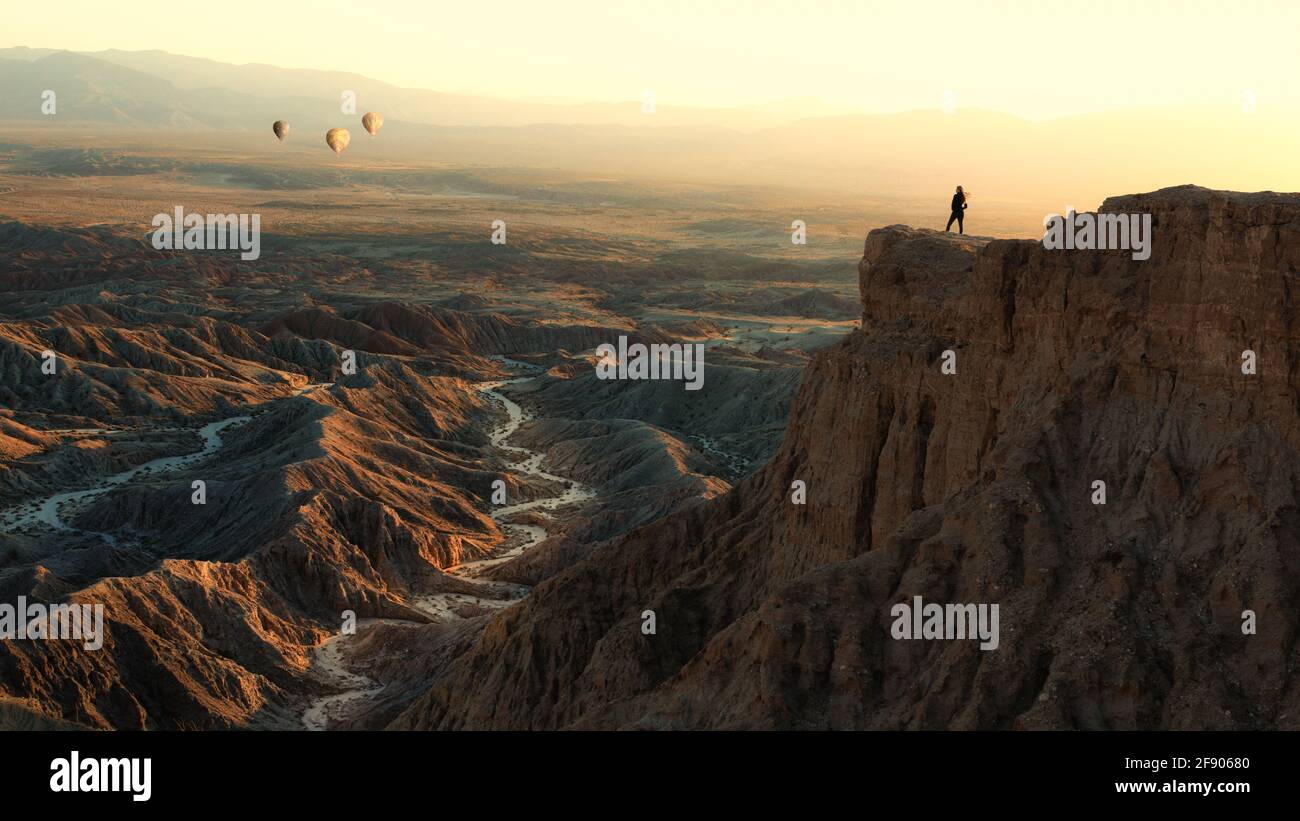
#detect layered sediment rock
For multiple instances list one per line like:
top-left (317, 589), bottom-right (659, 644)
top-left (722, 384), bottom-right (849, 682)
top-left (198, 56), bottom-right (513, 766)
top-left (393, 186), bottom-right (1300, 730)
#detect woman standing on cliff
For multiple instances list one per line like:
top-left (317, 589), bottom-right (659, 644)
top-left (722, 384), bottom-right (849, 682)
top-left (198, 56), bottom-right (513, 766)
top-left (945, 186), bottom-right (968, 234)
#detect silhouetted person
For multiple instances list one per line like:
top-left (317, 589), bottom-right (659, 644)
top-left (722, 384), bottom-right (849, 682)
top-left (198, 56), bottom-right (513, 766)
top-left (946, 185), bottom-right (968, 234)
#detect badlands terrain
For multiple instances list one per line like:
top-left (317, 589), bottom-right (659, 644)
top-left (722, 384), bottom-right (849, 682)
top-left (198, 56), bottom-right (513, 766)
top-left (395, 185), bottom-right (1300, 731)
top-left (3, 123), bottom-right (1298, 731)
top-left (0, 131), bottom-right (859, 729)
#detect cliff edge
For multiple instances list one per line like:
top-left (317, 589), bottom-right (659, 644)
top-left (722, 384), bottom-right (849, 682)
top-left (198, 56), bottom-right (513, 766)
top-left (393, 185), bottom-right (1300, 730)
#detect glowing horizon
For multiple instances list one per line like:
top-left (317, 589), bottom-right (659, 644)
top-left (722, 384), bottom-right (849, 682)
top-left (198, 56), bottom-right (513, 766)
top-left (6, 0), bottom-right (1300, 119)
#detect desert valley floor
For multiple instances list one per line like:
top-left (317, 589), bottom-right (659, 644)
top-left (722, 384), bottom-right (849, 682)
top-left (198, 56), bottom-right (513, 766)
top-left (0, 132), bottom-right (864, 729)
top-left (4, 130), bottom-right (1298, 731)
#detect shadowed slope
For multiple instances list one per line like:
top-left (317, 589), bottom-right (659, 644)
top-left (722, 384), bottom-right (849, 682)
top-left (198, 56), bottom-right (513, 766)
top-left (392, 186), bottom-right (1300, 730)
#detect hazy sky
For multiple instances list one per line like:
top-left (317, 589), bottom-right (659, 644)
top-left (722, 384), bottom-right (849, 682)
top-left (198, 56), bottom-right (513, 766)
top-left (8, 0), bottom-right (1300, 118)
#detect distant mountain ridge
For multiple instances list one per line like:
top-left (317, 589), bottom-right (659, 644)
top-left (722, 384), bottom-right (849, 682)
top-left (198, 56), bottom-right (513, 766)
top-left (0, 47), bottom-right (851, 130)
top-left (1, 47), bottom-right (1296, 223)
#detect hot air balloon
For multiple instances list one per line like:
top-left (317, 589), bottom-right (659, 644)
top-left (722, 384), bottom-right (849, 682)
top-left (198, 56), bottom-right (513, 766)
top-left (325, 128), bottom-right (350, 155)
top-left (272, 120), bottom-right (289, 141)
top-left (361, 112), bottom-right (383, 136)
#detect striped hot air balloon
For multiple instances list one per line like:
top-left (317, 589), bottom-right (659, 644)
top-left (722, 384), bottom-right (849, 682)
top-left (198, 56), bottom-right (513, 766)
top-left (361, 112), bottom-right (383, 136)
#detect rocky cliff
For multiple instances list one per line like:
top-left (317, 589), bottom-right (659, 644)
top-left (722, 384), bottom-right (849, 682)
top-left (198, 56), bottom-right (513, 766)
top-left (392, 185), bottom-right (1300, 730)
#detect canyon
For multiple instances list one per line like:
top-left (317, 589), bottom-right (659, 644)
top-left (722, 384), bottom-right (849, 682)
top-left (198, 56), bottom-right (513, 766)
top-left (2, 137), bottom-right (1296, 730)
top-left (0, 143), bottom-right (847, 728)
top-left (392, 185), bottom-right (1300, 730)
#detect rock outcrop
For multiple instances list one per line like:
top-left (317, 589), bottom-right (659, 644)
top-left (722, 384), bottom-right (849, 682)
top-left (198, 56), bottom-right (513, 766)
top-left (392, 186), bottom-right (1300, 730)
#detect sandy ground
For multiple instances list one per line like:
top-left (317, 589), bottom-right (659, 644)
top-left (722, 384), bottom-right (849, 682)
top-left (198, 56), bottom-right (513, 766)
top-left (300, 619), bottom-right (399, 732)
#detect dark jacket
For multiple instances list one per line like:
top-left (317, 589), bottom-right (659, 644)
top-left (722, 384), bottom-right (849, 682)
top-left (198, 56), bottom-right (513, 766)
top-left (950, 192), bottom-right (966, 212)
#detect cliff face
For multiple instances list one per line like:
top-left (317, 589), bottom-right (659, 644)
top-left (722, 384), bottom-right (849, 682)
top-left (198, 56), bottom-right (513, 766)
top-left (393, 185), bottom-right (1300, 730)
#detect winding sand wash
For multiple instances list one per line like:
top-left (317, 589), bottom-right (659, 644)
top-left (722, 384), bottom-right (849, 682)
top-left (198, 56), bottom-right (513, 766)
top-left (302, 362), bottom-right (595, 729)
top-left (0, 416), bottom-right (251, 544)
top-left (301, 624), bottom-right (390, 732)
top-left (460, 375), bottom-right (597, 572)
top-left (0, 375), bottom-right (332, 542)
